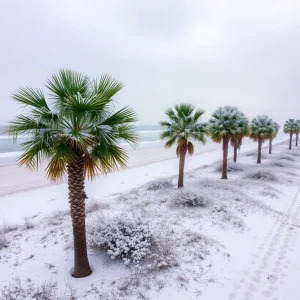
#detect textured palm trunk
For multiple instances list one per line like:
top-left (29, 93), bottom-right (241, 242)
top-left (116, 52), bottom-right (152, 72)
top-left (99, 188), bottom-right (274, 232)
top-left (178, 146), bottom-right (187, 188)
top-left (289, 132), bottom-right (293, 150)
top-left (257, 139), bottom-right (262, 164)
top-left (221, 136), bottom-right (229, 179)
top-left (269, 138), bottom-right (272, 154)
top-left (67, 154), bottom-right (92, 278)
top-left (296, 133), bottom-right (298, 147)
top-left (233, 146), bottom-right (238, 163)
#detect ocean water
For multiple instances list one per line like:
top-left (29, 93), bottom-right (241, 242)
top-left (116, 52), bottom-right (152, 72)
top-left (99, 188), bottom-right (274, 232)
top-left (0, 125), bottom-right (162, 156)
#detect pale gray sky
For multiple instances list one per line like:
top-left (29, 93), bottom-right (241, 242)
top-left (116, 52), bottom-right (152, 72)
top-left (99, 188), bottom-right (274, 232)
top-left (0, 0), bottom-right (300, 125)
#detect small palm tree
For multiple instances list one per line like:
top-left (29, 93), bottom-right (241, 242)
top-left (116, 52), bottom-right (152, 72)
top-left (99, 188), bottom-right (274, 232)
top-left (9, 69), bottom-right (138, 278)
top-left (250, 115), bottom-right (274, 163)
top-left (268, 121), bottom-right (280, 154)
top-left (295, 120), bottom-right (300, 147)
top-left (208, 106), bottom-right (248, 179)
top-left (230, 114), bottom-right (249, 163)
top-left (284, 119), bottom-right (298, 150)
top-left (160, 103), bottom-right (207, 188)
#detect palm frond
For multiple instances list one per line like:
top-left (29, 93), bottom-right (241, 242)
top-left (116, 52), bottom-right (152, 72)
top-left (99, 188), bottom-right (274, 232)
top-left (12, 87), bottom-right (49, 110)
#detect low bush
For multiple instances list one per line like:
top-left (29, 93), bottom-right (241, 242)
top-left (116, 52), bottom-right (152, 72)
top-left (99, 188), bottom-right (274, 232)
top-left (147, 179), bottom-right (173, 191)
top-left (244, 169), bottom-right (278, 182)
top-left (173, 190), bottom-right (209, 207)
top-left (0, 234), bottom-right (9, 250)
top-left (214, 161), bottom-right (244, 173)
top-left (246, 151), bottom-right (267, 159)
top-left (0, 278), bottom-right (77, 300)
top-left (276, 154), bottom-right (295, 162)
top-left (89, 216), bottom-right (152, 265)
top-left (0, 223), bottom-right (18, 235)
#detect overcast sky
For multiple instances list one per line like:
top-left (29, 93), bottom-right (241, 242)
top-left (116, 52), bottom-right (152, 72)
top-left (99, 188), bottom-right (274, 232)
top-left (0, 0), bottom-right (300, 125)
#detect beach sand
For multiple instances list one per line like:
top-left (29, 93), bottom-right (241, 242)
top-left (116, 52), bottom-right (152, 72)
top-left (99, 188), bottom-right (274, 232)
top-left (0, 139), bottom-right (224, 196)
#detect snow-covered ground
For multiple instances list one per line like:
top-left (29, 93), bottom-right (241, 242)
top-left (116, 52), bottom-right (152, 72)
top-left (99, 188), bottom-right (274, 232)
top-left (1, 137), bottom-right (300, 300)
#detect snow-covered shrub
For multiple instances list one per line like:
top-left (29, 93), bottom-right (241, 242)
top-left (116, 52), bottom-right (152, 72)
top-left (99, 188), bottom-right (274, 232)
top-left (276, 154), bottom-right (295, 162)
top-left (0, 234), bottom-right (9, 250)
top-left (86, 200), bottom-right (109, 214)
top-left (244, 169), bottom-right (278, 182)
top-left (173, 190), bottom-right (209, 207)
top-left (22, 218), bottom-right (35, 231)
top-left (0, 278), bottom-right (76, 300)
top-left (212, 205), bottom-right (244, 229)
top-left (45, 210), bottom-right (68, 227)
top-left (268, 160), bottom-right (293, 168)
top-left (214, 161), bottom-right (244, 173)
top-left (0, 223), bottom-right (18, 235)
top-left (147, 179), bottom-right (173, 191)
top-left (289, 151), bottom-right (300, 157)
top-left (89, 216), bottom-right (152, 265)
top-left (246, 150), bottom-right (267, 159)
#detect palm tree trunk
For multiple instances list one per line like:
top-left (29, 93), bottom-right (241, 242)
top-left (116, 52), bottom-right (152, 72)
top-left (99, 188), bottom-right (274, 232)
top-left (178, 146), bottom-right (187, 188)
top-left (289, 132), bottom-right (293, 150)
top-left (257, 139), bottom-right (262, 164)
top-left (221, 136), bottom-right (229, 179)
top-left (233, 146), bottom-right (238, 163)
top-left (67, 154), bottom-right (92, 278)
top-left (296, 133), bottom-right (298, 147)
top-left (269, 138), bottom-right (272, 154)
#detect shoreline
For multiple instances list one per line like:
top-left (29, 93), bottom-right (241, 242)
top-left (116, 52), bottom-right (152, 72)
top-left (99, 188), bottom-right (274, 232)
top-left (0, 136), bottom-right (288, 224)
top-left (0, 137), bottom-right (287, 197)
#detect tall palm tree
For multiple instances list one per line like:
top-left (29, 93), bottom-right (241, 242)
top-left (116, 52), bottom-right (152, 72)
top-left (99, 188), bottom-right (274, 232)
top-left (230, 114), bottom-right (249, 163)
top-left (250, 115), bottom-right (274, 163)
top-left (284, 119), bottom-right (298, 150)
top-left (8, 69), bottom-right (138, 278)
top-left (160, 103), bottom-right (207, 188)
top-left (268, 121), bottom-right (280, 154)
top-left (295, 120), bottom-right (300, 147)
top-left (208, 106), bottom-right (247, 179)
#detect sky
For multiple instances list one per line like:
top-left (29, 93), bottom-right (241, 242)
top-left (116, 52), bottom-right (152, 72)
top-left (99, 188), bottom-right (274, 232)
top-left (0, 0), bottom-right (300, 126)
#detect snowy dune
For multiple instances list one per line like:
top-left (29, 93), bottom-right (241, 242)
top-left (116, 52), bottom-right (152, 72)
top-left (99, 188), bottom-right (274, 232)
top-left (1, 136), bottom-right (300, 299)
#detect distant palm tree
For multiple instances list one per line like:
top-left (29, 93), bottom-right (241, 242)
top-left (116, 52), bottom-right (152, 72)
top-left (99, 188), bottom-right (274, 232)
top-left (268, 121), bottom-right (280, 154)
top-left (284, 119), bottom-right (298, 150)
top-left (250, 115), bottom-right (274, 163)
top-left (160, 103), bottom-right (207, 188)
top-left (230, 114), bottom-right (249, 163)
top-left (295, 120), bottom-right (300, 147)
top-left (9, 69), bottom-right (138, 278)
top-left (208, 106), bottom-right (248, 179)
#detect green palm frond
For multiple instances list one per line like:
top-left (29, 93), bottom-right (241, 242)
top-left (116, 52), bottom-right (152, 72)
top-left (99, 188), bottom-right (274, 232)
top-left (12, 87), bottom-right (49, 110)
top-left (250, 115), bottom-right (275, 141)
top-left (93, 74), bottom-right (124, 102)
top-left (208, 106), bottom-right (249, 142)
top-left (9, 69), bottom-right (138, 181)
top-left (160, 103), bottom-right (207, 154)
top-left (283, 119), bottom-right (298, 134)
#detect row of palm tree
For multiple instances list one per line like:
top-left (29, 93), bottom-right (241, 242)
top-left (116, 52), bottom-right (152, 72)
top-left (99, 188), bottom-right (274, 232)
top-left (7, 70), bottom-right (300, 279)
top-left (160, 104), bottom-right (300, 187)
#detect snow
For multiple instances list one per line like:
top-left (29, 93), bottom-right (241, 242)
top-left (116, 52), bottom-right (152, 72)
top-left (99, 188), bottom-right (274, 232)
top-left (1, 136), bottom-right (300, 299)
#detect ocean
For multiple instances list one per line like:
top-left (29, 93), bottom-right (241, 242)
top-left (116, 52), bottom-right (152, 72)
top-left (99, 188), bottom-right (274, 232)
top-left (0, 125), bottom-right (162, 156)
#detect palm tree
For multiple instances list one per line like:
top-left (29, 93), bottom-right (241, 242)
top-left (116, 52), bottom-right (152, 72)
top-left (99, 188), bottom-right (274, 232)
top-left (284, 119), bottom-right (298, 150)
top-left (295, 120), bottom-right (300, 147)
top-left (268, 121), bottom-right (280, 154)
top-left (250, 115), bottom-right (274, 163)
top-left (208, 106), bottom-right (248, 179)
top-left (8, 69), bottom-right (138, 278)
top-left (230, 114), bottom-right (249, 163)
top-left (160, 103), bottom-right (207, 188)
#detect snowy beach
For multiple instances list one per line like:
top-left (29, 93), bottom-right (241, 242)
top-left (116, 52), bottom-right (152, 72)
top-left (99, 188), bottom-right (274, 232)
top-left (1, 136), bottom-right (300, 299)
